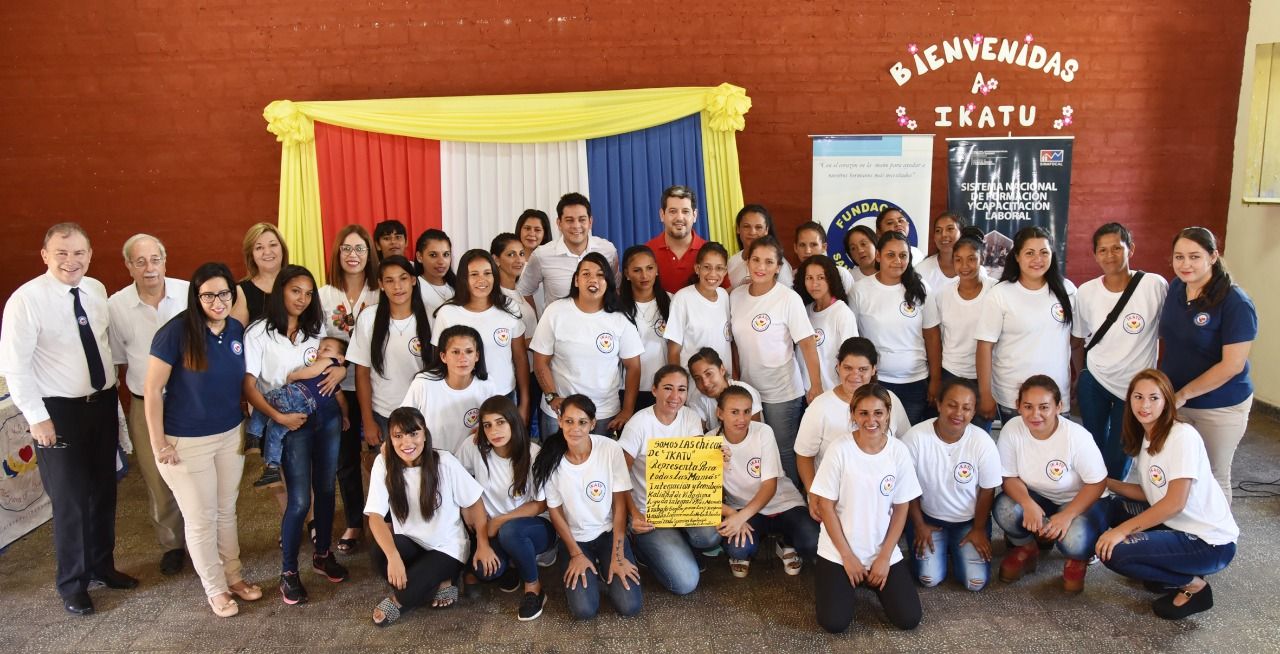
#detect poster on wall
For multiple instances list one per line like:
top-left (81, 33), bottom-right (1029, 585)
top-left (811, 135), bottom-right (934, 269)
top-left (946, 136), bottom-right (1073, 278)
top-left (1, 378), bottom-right (52, 549)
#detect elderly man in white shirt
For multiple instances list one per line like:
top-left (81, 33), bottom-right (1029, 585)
top-left (516, 192), bottom-right (618, 313)
top-left (107, 233), bottom-right (190, 576)
top-left (0, 223), bottom-right (138, 616)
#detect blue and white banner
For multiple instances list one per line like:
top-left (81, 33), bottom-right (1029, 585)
top-left (811, 134), bottom-right (934, 268)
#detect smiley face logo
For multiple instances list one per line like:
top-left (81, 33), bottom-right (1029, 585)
top-left (751, 313), bottom-right (771, 332)
top-left (1050, 303), bottom-right (1066, 323)
top-left (1194, 312), bottom-right (1210, 327)
top-left (954, 462), bottom-right (974, 484)
top-left (1148, 464), bottom-right (1167, 488)
top-left (654, 319), bottom-right (667, 338)
top-left (879, 474), bottom-right (896, 496)
top-left (408, 337), bottom-right (422, 357)
top-left (747, 457), bottom-right (762, 478)
top-left (303, 347), bottom-right (318, 366)
top-left (899, 302), bottom-right (918, 318)
top-left (493, 328), bottom-right (511, 348)
top-left (814, 328), bottom-right (826, 346)
top-left (585, 480), bottom-right (606, 502)
top-left (463, 407), bottom-right (480, 429)
top-left (1046, 459), bottom-right (1067, 481)
top-left (1122, 312), bottom-right (1145, 334)
top-left (595, 332), bottom-right (615, 353)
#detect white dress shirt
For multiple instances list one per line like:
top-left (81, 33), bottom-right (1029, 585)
top-left (108, 278), bottom-right (190, 392)
top-left (0, 273), bottom-right (117, 424)
top-left (515, 236), bottom-right (618, 308)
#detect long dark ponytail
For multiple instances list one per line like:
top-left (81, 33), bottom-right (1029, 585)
top-left (1000, 226), bottom-right (1072, 325)
top-left (370, 256), bottom-right (432, 377)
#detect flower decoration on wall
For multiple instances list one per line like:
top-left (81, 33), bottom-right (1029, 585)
top-left (972, 33), bottom-right (984, 45)
top-left (1052, 105), bottom-right (1075, 129)
top-left (907, 119), bottom-right (918, 130)
top-left (907, 43), bottom-right (919, 55)
top-left (978, 77), bottom-right (998, 95)
top-left (894, 106), bottom-right (917, 130)
top-left (1024, 33), bottom-right (1034, 44)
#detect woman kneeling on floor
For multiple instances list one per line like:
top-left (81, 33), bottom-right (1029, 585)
top-left (366, 407), bottom-right (494, 626)
top-left (1095, 369), bottom-right (1238, 620)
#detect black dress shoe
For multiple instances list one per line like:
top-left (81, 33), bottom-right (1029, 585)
top-left (63, 592), bottom-right (94, 615)
top-left (91, 570), bottom-right (140, 590)
top-left (160, 549), bottom-right (185, 576)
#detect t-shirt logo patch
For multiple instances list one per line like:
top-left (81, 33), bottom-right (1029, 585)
top-left (723, 321), bottom-right (732, 340)
top-left (408, 337), bottom-right (422, 357)
top-left (304, 347), bottom-right (318, 365)
top-left (879, 474), bottom-right (896, 496)
top-left (586, 480), bottom-right (606, 502)
top-left (463, 407), bottom-right (480, 429)
top-left (814, 328), bottom-right (826, 346)
top-left (751, 314), bottom-right (771, 332)
top-left (77, 316), bottom-right (88, 326)
top-left (653, 319), bottom-right (667, 338)
top-left (747, 457), bottom-right (762, 478)
top-left (1194, 312), bottom-right (1210, 327)
top-left (1046, 459), bottom-right (1068, 481)
top-left (1148, 464), bottom-right (1167, 488)
top-left (493, 328), bottom-right (511, 348)
top-left (1051, 303), bottom-right (1066, 323)
top-left (899, 302), bottom-right (918, 318)
top-left (595, 332), bottom-right (616, 353)
top-left (230, 340), bottom-right (243, 356)
top-left (1122, 312), bottom-right (1145, 334)
top-left (954, 462), bottom-right (974, 484)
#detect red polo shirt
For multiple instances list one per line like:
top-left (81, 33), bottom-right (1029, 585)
top-left (647, 233), bottom-right (716, 294)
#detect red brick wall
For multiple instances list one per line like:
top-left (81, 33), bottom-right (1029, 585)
top-left (0, 1), bottom-right (1249, 301)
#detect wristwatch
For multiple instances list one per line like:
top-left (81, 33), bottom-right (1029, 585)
top-left (544, 392), bottom-right (558, 404)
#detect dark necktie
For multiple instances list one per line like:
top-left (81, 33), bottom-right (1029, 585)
top-left (71, 287), bottom-right (106, 390)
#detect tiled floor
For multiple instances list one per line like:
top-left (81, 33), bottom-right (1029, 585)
top-left (3, 412), bottom-right (1279, 653)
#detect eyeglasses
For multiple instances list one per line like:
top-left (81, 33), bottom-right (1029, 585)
top-left (339, 245), bottom-right (369, 255)
top-left (130, 256), bottom-right (165, 269)
top-left (198, 290), bottom-right (235, 305)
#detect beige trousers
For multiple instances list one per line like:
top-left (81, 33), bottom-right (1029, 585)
top-left (1179, 395), bottom-right (1253, 503)
top-left (127, 398), bottom-right (185, 550)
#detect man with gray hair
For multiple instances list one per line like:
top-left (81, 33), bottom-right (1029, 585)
top-left (107, 234), bottom-right (190, 576)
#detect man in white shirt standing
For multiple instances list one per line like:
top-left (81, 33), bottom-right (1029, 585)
top-left (0, 223), bottom-right (138, 616)
top-left (107, 234), bottom-right (190, 577)
top-left (517, 192), bottom-right (618, 312)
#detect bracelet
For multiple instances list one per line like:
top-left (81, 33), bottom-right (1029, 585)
top-left (160, 445), bottom-right (175, 453)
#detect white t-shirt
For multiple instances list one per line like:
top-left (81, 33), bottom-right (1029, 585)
top-left (802, 299), bottom-right (859, 392)
top-left (243, 320), bottom-right (321, 394)
top-left (720, 421), bottom-right (806, 516)
top-left (794, 388), bottom-right (910, 473)
top-left (1135, 422), bottom-right (1238, 545)
top-left (529, 299), bottom-right (644, 418)
top-left (618, 406), bottom-right (707, 514)
top-left (431, 303), bottom-right (526, 395)
top-left (317, 284), bottom-right (379, 392)
top-left (975, 279), bottom-right (1078, 408)
top-left (901, 419), bottom-right (1002, 523)
top-left (502, 287), bottom-right (539, 344)
top-left (1073, 273), bottom-right (1168, 398)
top-left (665, 285), bottom-right (734, 376)
top-left (850, 276), bottom-right (935, 383)
top-left (925, 277), bottom-right (995, 379)
top-left (727, 253), bottom-right (794, 289)
top-left (730, 283), bottom-right (816, 403)
top-left (835, 265), bottom-right (858, 300)
top-left (811, 437), bottom-right (921, 567)
top-left (419, 280), bottom-right (455, 330)
top-left (453, 435), bottom-right (545, 517)
top-left (628, 297), bottom-right (671, 395)
top-left (346, 310), bottom-right (425, 418)
top-left (364, 451), bottom-right (483, 563)
top-left (998, 416), bottom-right (1107, 505)
top-left (689, 380), bottom-right (763, 432)
top-left (400, 374), bottom-right (503, 453)
top-left (544, 434), bottom-right (633, 542)
top-left (915, 255), bottom-right (960, 292)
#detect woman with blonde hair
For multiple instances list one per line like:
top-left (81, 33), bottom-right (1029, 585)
top-left (232, 222), bottom-right (290, 326)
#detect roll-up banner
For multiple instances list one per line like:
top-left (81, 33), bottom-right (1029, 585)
top-left (946, 136), bottom-right (1074, 278)
top-left (811, 135), bottom-right (934, 268)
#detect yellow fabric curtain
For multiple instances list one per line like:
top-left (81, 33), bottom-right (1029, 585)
top-left (264, 84), bottom-right (751, 283)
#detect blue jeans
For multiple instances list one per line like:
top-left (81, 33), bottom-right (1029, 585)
top-left (880, 378), bottom-right (929, 426)
top-left (761, 396), bottom-right (805, 489)
top-left (1101, 497), bottom-right (1236, 587)
top-left (560, 531), bottom-right (643, 619)
top-left (473, 516), bottom-right (557, 584)
top-left (905, 514), bottom-right (991, 591)
top-left (279, 403), bottom-right (342, 573)
top-left (1077, 370), bottom-right (1131, 479)
top-left (942, 369), bottom-right (993, 433)
top-left (631, 526), bottom-right (720, 595)
top-left (246, 383), bottom-right (323, 467)
top-left (721, 506), bottom-right (819, 561)
top-left (992, 490), bottom-right (1108, 560)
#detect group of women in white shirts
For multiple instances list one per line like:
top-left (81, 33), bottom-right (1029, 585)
top-left (147, 193), bottom-right (1255, 630)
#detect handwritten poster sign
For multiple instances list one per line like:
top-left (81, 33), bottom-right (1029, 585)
top-left (644, 436), bottom-right (723, 528)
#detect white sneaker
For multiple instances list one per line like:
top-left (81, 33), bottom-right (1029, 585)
top-left (536, 548), bottom-right (557, 568)
top-left (729, 558), bottom-right (751, 578)
top-left (775, 541), bottom-right (802, 576)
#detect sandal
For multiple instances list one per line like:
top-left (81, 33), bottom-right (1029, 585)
top-left (432, 584), bottom-right (459, 609)
top-left (336, 537), bottom-right (360, 555)
top-left (208, 595), bottom-right (239, 618)
top-left (373, 597), bottom-right (401, 627)
top-left (229, 581), bottom-right (263, 602)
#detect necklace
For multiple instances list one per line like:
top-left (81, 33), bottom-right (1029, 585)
top-left (390, 315), bottom-right (413, 336)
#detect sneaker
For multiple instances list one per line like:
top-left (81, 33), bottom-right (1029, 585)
top-left (729, 558), bottom-right (751, 579)
top-left (700, 545), bottom-right (723, 558)
top-left (280, 571), bottom-right (308, 605)
top-left (518, 590), bottom-right (547, 621)
top-left (312, 551), bottom-right (349, 583)
top-left (1063, 558), bottom-right (1088, 594)
top-left (775, 542), bottom-right (802, 576)
top-left (535, 548), bottom-right (558, 568)
top-left (498, 568), bottom-right (521, 593)
top-left (244, 435), bottom-right (262, 455)
top-left (999, 542), bottom-right (1040, 583)
top-left (253, 465), bottom-right (283, 489)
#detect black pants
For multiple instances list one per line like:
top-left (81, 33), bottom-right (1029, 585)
top-left (369, 533), bottom-right (463, 610)
top-left (814, 556), bottom-right (921, 632)
top-left (38, 393), bottom-right (120, 598)
top-left (335, 389), bottom-right (365, 530)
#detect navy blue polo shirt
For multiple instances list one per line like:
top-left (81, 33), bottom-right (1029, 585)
top-left (1158, 279), bottom-right (1257, 409)
top-left (150, 316), bottom-right (247, 436)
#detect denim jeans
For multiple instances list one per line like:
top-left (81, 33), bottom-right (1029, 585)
top-left (279, 402), bottom-right (342, 573)
top-left (246, 382), bottom-right (322, 467)
top-left (721, 506), bottom-right (819, 562)
top-left (1101, 496), bottom-right (1237, 587)
top-left (1077, 370), bottom-right (1131, 479)
top-left (761, 396), bottom-right (805, 489)
top-left (559, 531), bottom-right (643, 619)
top-left (992, 489), bottom-right (1108, 560)
top-left (630, 525), bottom-right (720, 595)
top-left (880, 378), bottom-right (930, 426)
top-left (905, 514), bottom-right (991, 591)
top-left (473, 516), bottom-right (557, 585)
top-left (942, 369), bottom-right (993, 433)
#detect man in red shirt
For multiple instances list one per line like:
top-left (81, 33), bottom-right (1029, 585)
top-left (646, 185), bottom-right (716, 294)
